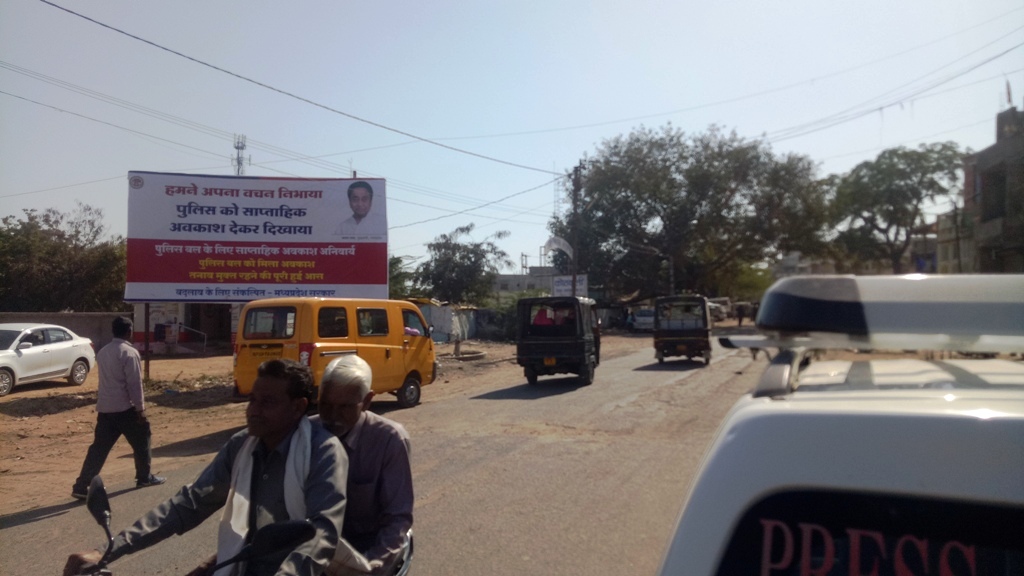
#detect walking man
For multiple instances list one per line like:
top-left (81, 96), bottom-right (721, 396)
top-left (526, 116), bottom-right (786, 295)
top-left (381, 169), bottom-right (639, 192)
top-left (71, 316), bottom-right (164, 499)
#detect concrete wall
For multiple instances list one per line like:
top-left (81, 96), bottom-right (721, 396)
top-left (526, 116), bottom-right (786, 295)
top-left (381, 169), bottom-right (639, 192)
top-left (0, 312), bottom-right (130, 350)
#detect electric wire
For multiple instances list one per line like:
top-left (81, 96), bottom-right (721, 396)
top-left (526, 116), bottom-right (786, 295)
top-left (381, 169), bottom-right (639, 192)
top-left (37, 0), bottom-right (561, 177)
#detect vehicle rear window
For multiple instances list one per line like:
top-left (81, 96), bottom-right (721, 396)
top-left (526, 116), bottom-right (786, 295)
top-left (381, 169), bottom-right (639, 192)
top-left (47, 329), bottom-right (71, 343)
top-left (655, 302), bottom-right (706, 330)
top-left (243, 307), bottom-right (296, 339)
top-left (318, 307), bottom-right (349, 338)
top-left (525, 303), bottom-right (578, 337)
top-left (715, 490), bottom-right (1024, 575)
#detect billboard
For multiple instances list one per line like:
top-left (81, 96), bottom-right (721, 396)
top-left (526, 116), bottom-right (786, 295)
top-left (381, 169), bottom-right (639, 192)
top-left (125, 172), bottom-right (388, 302)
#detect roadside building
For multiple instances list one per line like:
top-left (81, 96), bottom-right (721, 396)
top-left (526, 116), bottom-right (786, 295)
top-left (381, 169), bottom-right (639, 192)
top-left (959, 105), bottom-right (1024, 272)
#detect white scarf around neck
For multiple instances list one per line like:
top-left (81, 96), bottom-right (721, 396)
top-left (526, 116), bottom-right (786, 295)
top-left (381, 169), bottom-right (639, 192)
top-left (214, 416), bottom-right (312, 576)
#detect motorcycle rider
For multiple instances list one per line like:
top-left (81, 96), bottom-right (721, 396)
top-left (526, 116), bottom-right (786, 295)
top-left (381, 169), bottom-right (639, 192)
top-left (63, 359), bottom-right (348, 576)
top-left (315, 355), bottom-right (413, 576)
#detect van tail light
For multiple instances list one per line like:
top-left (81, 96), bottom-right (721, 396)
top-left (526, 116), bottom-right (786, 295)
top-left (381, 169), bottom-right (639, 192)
top-left (299, 343), bottom-right (314, 366)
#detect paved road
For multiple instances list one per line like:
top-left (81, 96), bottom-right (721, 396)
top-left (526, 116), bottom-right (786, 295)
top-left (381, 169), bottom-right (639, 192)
top-left (1, 342), bottom-right (763, 575)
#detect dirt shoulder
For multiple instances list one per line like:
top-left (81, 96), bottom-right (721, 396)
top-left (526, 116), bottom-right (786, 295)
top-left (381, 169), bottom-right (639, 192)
top-left (0, 334), bottom-right (649, 516)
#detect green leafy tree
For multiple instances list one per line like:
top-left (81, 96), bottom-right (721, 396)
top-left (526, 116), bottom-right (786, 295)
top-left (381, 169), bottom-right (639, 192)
top-left (414, 224), bottom-right (513, 305)
top-left (550, 125), bottom-right (831, 299)
top-left (833, 142), bottom-right (963, 274)
top-left (388, 255), bottom-right (417, 300)
top-left (0, 203), bottom-right (128, 312)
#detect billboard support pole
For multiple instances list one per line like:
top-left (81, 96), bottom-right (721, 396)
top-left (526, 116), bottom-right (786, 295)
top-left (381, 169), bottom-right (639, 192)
top-left (143, 302), bottom-right (151, 381)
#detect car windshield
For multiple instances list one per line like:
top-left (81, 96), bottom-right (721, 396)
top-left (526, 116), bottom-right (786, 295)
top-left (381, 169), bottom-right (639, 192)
top-left (0, 330), bottom-right (20, 349)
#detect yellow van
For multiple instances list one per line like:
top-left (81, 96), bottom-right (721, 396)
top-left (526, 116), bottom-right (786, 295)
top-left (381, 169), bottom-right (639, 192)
top-left (234, 298), bottom-right (437, 407)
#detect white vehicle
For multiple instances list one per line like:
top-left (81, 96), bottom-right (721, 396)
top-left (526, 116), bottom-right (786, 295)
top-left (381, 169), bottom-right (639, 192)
top-left (657, 275), bottom-right (1024, 575)
top-left (707, 297), bottom-right (732, 318)
top-left (0, 323), bottom-right (97, 396)
top-left (631, 308), bottom-right (656, 332)
top-left (707, 302), bottom-right (726, 322)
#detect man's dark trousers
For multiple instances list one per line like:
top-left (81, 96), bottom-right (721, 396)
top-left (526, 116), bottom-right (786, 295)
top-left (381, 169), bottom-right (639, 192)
top-left (73, 409), bottom-right (152, 492)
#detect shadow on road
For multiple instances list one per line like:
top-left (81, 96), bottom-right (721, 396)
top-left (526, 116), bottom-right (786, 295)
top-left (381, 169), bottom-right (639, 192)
top-left (0, 392), bottom-right (96, 417)
top-left (633, 360), bottom-right (707, 372)
top-left (471, 377), bottom-right (587, 401)
top-left (0, 486), bottom-right (135, 530)
top-left (151, 426), bottom-right (244, 458)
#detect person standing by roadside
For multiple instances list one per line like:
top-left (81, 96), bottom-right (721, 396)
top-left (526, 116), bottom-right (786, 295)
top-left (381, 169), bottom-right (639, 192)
top-left (71, 316), bottom-right (164, 500)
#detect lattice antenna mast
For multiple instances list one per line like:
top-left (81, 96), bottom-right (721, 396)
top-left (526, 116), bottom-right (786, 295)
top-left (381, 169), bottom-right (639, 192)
top-left (233, 134), bottom-right (250, 175)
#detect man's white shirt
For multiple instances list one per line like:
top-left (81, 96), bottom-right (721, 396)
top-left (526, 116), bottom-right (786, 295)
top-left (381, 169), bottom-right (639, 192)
top-left (333, 212), bottom-right (386, 238)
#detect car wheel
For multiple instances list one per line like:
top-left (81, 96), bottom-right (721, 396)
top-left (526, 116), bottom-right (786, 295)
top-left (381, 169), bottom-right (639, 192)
top-left (578, 359), bottom-right (595, 386)
top-left (524, 367), bottom-right (538, 385)
top-left (396, 376), bottom-right (421, 408)
top-left (0, 369), bottom-right (13, 396)
top-left (68, 360), bottom-right (89, 385)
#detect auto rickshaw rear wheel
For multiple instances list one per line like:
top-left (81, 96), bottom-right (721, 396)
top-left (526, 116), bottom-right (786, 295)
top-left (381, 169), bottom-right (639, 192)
top-left (524, 367), bottom-right (538, 385)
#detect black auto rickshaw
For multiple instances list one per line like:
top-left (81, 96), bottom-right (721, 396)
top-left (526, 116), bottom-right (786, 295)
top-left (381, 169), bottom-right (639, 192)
top-left (653, 295), bottom-right (712, 365)
top-left (516, 296), bottom-right (601, 385)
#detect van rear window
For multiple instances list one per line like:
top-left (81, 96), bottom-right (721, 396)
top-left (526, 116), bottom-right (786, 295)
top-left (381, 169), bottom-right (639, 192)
top-left (715, 490), bottom-right (1024, 575)
top-left (318, 307), bottom-right (349, 338)
top-left (243, 307), bottom-right (296, 339)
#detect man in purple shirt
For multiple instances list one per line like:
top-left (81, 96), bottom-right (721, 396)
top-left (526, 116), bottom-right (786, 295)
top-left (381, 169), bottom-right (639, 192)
top-left (317, 355), bottom-right (414, 576)
top-left (71, 316), bottom-right (164, 499)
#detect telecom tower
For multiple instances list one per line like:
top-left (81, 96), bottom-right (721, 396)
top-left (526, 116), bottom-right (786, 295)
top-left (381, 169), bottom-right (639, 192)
top-left (233, 135), bottom-right (249, 175)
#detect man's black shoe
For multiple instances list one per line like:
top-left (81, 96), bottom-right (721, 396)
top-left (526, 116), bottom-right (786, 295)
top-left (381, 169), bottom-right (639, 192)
top-left (136, 475), bottom-right (166, 488)
top-left (71, 489), bottom-right (88, 500)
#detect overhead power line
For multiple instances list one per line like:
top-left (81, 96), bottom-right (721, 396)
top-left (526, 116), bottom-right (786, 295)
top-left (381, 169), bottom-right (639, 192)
top-left (38, 0), bottom-right (561, 177)
top-left (390, 177), bottom-right (563, 229)
top-left (766, 40), bottom-right (1024, 144)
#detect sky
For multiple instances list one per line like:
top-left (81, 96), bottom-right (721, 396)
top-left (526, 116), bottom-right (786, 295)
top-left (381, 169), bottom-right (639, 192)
top-left (2, 0), bottom-right (1022, 274)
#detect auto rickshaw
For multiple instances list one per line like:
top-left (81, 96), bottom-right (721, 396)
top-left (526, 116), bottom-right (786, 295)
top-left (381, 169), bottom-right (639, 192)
top-left (653, 295), bottom-right (712, 365)
top-left (516, 296), bottom-right (600, 385)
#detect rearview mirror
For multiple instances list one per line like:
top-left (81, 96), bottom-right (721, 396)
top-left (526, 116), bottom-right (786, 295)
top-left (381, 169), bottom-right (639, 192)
top-left (86, 475), bottom-right (112, 529)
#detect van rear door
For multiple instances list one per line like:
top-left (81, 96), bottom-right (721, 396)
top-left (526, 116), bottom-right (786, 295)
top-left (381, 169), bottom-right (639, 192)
top-left (235, 304), bottom-right (297, 394)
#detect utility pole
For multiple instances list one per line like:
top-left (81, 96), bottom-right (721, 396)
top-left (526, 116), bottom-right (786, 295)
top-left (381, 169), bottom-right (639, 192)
top-left (233, 135), bottom-right (249, 175)
top-left (953, 200), bottom-right (963, 273)
top-left (571, 162), bottom-right (582, 297)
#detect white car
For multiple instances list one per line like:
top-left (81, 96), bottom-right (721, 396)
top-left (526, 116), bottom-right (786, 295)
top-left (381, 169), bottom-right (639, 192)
top-left (0, 323), bottom-right (97, 396)
top-left (631, 308), bottom-right (656, 332)
top-left (657, 275), bottom-right (1024, 575)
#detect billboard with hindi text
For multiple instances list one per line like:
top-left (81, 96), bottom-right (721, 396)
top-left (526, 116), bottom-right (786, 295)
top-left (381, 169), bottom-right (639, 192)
top-left (125, 171), bottom-right (388, 302)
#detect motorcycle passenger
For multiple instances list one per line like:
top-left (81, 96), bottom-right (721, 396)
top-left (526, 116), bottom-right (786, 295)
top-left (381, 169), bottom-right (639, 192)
top-left (63, 359), bottom-right (348, 576)
top-left (315, 355), bottom-right (414, 576)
